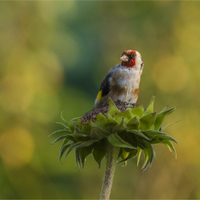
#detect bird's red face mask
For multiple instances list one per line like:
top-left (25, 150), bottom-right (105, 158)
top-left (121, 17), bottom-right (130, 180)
top-left (120, 50), bottom-right (136, 68)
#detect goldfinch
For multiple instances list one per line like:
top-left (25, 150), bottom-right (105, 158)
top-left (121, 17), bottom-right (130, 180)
top-left (94, 50), bottom-right (144, 108)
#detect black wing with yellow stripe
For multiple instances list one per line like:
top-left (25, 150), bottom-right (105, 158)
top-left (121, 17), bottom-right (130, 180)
top-left (96, 71), bottom-right (113, 100)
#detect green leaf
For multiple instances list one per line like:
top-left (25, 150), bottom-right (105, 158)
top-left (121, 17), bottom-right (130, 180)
top-left (139, 112), bottom-right (156, 130)
top-left (150, 134), bottom-right (178, 144)
top-left (128, 129), bottom-right (151, 140)
top-left (119, 148), bottom-right (129, 166)
top-left (80, 140), bottom-right (97, 147)
top-left (137, 147), bottom-right (142, 166)
top-left (127, 116), bottom-right (140, 129)
top-left (102, 114), bottom-right (119, 132)
top-left (141, 151), bottom-right (149, 172)
top-left (162, 120), bottom-right (179, 131)
top-left (81, 123), bottom-right (91, 135)
top-left (93, 139), bottom-right (107, 169)
top-left (144, 95), bottom-right (155, 115)
top-left (64, 135), bottom-right (75, 141)
top-left (142, 130), bottom-right (177, 144)
top-left (107, 97), bottom-right (120, 117)
top-left (51, 136), bottom-right (65, 145)
top-left (60, 111), bottom-right (68, 124)
top-left (160, 103), bottom-right (172, 113)
top-left (162, 140), bottom-right (177, 159)
top-left (130, 106), bottom-right (144, 118)
top-left (107, 133), bottom-right (137, 149)
top-left (64, 142), bottom-right (82, 159)
top-left (73, 127), bottom-right (82, 141)
top-left (119, 149), bottom-right (138, 165)
top-left (59, 139), bottom-right (71, 161)
top-left (68, 120), bottom-right (76, 132)
top-left (64, 140), bottom-right (96, 159)
top-left (94, 112), bottom-right (106, 127)
top-left (118, 148), bottom-right (123, 159)
top-left (104, 114), bottom-right (119, 124)
top-left (114, 110), bottom-right (132, 123)
top-left (55, 121), bottom-right (70, 129)
top-left (142, 130), bottom-right (165, 139)
top-left (76, 118), bottom-right (82, 129)
top-left (120, 148), bottom-right (129, 160)
top-left (90, 122), bottom-right (111, 140)
top-left (60, 143), bottom-right (71, 161)
top-left (79, 144), bottom-right (95, 169)
top-left (75, 148), bottom-right (81, 167)
top-left (73, 127), bottom-right (90, 141)
top-left (118, 132), bottom-right (138, 149)
top-left (49, 129), bottom-right (71, 137)
top-left (141, 143), bottom-right (155, 172)
top-left (112, 117), bottom-right (128, 132)
top-left (154, 107), bottom-right (176, 130)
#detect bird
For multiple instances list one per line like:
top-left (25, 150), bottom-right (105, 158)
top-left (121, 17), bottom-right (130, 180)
top-left (94, 49), bottom-right (144, 108)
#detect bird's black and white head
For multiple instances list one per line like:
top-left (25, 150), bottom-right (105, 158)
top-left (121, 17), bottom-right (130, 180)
top-left (120, 50), bottom-right (144, 71)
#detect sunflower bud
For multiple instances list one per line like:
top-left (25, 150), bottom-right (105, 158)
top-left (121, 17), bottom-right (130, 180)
top-left (50, 96), bottom-right (177, 171)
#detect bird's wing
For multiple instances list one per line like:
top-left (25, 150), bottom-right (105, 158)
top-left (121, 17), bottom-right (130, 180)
top-left (96, 71), bottom-right (113, 100)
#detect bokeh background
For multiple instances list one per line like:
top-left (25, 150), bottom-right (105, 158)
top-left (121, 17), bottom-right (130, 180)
top-left (0, 1), bottom-right (200, 199)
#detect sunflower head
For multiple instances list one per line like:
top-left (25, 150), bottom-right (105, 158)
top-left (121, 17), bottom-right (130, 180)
top-left (50, 96), bottom-right (177, 171)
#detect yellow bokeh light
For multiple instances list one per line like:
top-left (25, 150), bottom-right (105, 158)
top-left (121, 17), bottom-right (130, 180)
top-left (152, 56), bottom-right (189, 93)
top-left (173, 124), bottom-right (200, 166)
top-left (0, 127), bottom-right (34, 169)
top-left (0, 74), bottom-right (34, 113)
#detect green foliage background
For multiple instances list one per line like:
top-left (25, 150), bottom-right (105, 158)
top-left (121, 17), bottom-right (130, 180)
top-left (0, 1), bottom-right (199, 199)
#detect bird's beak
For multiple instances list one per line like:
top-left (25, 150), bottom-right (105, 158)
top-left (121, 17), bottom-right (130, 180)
top-left (120, 54), bottom-right (129, 62)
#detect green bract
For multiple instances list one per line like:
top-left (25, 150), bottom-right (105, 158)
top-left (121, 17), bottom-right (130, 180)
top-left (50, 96), bottom-right (177, 171)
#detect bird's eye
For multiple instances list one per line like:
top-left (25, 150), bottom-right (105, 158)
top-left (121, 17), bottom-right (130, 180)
top-left (131, 54), bottom-right (136, 59)
top-left (128, 54), bottom-right (136, 60)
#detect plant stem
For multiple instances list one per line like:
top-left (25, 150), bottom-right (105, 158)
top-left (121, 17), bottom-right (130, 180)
top-left (100, 144), bottom-right (119, 200)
